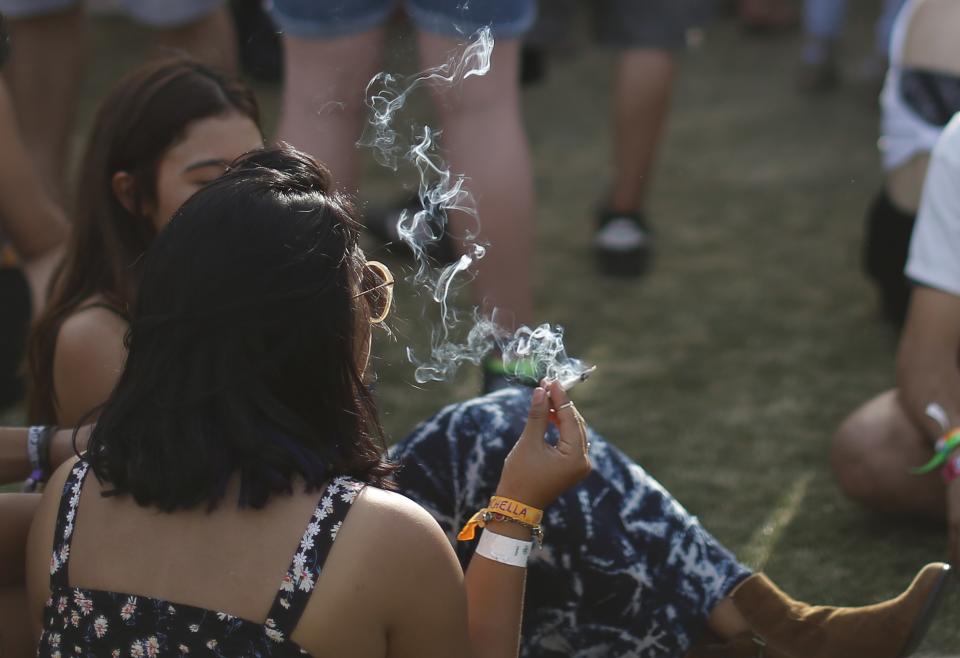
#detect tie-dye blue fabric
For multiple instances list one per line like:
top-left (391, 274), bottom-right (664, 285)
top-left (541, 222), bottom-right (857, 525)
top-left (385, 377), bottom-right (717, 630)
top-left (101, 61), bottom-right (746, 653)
top-left (390, 387), bottom-right (751, 658)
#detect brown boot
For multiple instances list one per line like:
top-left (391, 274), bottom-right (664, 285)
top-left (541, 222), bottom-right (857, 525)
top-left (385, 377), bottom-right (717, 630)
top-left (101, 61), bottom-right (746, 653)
top-left (729, 563), bottom-right (952, 658)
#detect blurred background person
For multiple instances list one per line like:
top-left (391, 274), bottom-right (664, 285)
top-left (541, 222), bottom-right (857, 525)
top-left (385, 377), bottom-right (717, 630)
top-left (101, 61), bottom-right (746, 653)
top-left (0, 0), bottom-right (238, 202)
top-left (25, 57), bottom-right (262, 426)
top-left (527, 1), bottom-right (703, 278)
top-left (798, 0), bottom-right (907, 92)
top-left (0, 13), bottom-right (68, 411)
top-left (833, 111), bottom-right (960, 561)
top-left (270, 1), bottom-right (537, 392)
top-left (863, 0), bottom-right (960, 326)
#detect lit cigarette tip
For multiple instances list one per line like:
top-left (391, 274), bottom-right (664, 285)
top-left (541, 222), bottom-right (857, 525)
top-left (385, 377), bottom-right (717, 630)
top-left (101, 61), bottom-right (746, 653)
top-left (559, 365), bottom-right (597, 391)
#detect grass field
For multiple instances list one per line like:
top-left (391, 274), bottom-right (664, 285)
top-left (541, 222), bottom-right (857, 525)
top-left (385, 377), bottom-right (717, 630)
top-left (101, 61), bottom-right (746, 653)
top-left (4, 5), bottom-right (960, 655)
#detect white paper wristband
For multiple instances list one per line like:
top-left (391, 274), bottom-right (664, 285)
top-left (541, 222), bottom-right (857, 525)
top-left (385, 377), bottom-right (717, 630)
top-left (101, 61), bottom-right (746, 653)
top-left (475, 529), bottom-right (533, 568)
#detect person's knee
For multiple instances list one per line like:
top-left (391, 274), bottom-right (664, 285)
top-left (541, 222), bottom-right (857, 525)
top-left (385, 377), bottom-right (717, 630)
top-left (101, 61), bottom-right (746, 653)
top-left (831, 406), bottom-right (891, 505)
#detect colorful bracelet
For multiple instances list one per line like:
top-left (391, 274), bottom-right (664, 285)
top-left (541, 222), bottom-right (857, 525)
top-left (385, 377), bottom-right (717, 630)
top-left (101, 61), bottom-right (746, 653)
top-left (22, 426), bottom-right (56, 493)
top-left (912, 429), bottom-right (960, 474)
top-left (458, 496), bottom-right (545, 548)
top-left (943, 453), bottom-right (960, 484)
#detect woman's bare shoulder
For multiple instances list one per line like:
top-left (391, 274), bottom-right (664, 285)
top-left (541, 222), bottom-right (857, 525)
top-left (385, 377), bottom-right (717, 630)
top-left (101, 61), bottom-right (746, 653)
top-left (53, 300), bottom-right (128, 425)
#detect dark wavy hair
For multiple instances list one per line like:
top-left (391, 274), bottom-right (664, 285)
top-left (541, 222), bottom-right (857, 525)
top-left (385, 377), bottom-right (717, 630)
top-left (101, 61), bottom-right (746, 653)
top-left (27, 57), bottom-right (260, 423)
top-left (85, 146), bottom-right (395, 510)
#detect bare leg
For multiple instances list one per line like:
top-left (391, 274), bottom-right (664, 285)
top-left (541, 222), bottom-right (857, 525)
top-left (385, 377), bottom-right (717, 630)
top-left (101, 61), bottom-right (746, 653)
top-left (832, 389), bottom-right (945, 519)
top-left (418, 33), bottom-right (534, 329)
top-left (152, 5), bottom-right (239, 73)
top-left (275, 29), bottom-right (385, 195)
top-left (3, 6), bottom-right (86, 202)
top-left (608, 49), bottom-right (676, 215)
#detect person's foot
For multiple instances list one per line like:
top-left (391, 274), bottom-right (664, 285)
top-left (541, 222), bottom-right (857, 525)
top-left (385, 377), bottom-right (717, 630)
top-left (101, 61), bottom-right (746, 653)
top-left (364, 197), bottom-right (458, 265)
top-left (593, 210), bottom-right (653, 278)
top-left (798, 38), bottom-right (840, 93)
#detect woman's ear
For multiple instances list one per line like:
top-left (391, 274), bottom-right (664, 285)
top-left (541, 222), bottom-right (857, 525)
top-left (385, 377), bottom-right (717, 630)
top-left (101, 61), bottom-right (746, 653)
top-left (111, 171), bottom-right (137, 214)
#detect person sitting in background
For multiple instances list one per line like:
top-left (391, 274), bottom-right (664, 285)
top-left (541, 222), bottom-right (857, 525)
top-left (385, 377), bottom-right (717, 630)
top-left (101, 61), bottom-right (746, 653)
top-left (0, 0), bottom-right (238, 201)
top-left (25, 57), bottom-right (262, 427)
top-left (861, 0), bottom-right (960, 326)
top-left (834, 112), bottom-right (960, 564)
top-left (21, 145), bottom-right (592, 658)
top-left (0, 12), bottom-right (69, 410)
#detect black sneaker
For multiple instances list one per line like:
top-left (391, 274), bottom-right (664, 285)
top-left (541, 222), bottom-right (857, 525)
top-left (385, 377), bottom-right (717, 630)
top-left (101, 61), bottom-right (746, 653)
top-left (593, 210), bottom-right (653, 277)
top-left (364, 197), bottom-right (459, 265)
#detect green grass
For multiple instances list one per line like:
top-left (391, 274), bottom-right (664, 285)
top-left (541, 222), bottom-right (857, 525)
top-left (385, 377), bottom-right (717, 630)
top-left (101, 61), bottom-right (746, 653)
top-left (6, 6), bottom-right (959, 655)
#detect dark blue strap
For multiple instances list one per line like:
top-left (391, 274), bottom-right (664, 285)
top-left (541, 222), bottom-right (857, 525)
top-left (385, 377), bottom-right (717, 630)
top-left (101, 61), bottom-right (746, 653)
top-left (901, 68), bottom-right (960, 128)
top-left (264, 476), bottom-right (365, 639)
top-left (50, 460), bottom-right (91, 589)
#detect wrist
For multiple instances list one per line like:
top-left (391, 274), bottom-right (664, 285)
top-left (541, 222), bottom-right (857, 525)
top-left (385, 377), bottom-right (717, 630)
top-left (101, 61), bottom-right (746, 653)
top-left (494, 483), bottom-right (548, 511)
top-left (484, 518), bottom-right (533, 540)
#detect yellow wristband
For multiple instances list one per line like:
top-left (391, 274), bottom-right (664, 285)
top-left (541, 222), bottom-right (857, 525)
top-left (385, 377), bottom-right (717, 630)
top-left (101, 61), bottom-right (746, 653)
top-left (488, 496), bottom-right (543, 526)
top-left (457, 497), bottom-right (544, 542)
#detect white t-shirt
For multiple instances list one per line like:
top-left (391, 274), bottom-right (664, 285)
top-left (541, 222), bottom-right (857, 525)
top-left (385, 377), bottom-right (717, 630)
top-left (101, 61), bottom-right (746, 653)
top-left (905, 112), bottom-right (960, 296)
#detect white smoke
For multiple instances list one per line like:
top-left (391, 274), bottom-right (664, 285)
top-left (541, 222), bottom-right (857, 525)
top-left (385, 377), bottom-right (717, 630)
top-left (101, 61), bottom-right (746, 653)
top-left (359, 27), bottom-right (591, 387)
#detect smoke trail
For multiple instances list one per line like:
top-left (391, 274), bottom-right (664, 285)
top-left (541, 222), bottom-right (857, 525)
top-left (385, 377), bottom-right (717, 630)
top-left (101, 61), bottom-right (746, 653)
top-left (359, 28), bottom-right (591, 387)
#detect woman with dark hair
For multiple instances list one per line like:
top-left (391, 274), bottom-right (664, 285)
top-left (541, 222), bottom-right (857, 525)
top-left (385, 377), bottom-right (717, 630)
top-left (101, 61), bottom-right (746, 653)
top-left (23, 146), bottom-right (592, 657)
top-left (0, 55), bottom-right (951, 658)
top-left (26, 56), bottom-right (262, 426)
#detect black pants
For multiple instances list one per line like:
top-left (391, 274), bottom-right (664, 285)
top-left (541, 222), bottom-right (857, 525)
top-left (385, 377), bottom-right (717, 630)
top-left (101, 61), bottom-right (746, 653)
top-left (0, 266), bottom-right (30, 410)
top-left (864, 188), bottom-right (916, 327)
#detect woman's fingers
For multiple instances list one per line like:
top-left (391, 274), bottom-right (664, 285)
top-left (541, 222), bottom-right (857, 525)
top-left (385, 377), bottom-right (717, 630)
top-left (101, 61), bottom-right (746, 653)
top-left (546, 380), bottom-right (588, 457)
top-left (519, 386), bottom-right (550, 446)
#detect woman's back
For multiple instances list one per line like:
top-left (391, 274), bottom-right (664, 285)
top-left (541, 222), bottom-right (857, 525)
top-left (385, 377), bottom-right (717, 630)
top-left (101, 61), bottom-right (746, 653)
top-left (26, 459), bottom-right (471, 658)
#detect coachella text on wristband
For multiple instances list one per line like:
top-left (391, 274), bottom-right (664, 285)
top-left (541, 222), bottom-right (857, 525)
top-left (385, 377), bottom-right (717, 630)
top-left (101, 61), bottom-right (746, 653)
top-left (458, 496), bottom-right (545, 547)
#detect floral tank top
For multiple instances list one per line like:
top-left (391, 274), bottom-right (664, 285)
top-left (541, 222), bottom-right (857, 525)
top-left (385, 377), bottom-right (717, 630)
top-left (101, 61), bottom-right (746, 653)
top-left (38, 460), bottom-right (365, 658)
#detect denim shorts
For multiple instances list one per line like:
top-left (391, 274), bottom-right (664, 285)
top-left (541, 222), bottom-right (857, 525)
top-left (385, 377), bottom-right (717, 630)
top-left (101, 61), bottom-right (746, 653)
top-left (268, 0), bottom-right (536, 40)
top-left (0, 0), bottom-right (224, 28)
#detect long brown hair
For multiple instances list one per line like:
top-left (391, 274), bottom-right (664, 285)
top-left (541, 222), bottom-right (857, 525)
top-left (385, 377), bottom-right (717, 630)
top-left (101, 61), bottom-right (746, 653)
top-left (27, 58), bottom-right (261, 423)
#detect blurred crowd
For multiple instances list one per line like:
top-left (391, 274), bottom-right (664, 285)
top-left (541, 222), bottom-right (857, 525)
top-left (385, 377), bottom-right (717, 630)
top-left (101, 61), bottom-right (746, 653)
top-left (2, 1), bottom-right (960, 657)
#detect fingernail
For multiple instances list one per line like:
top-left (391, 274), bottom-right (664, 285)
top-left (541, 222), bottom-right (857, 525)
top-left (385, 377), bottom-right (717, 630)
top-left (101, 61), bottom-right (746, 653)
top-left (533, 387), bottom-right (545, 404)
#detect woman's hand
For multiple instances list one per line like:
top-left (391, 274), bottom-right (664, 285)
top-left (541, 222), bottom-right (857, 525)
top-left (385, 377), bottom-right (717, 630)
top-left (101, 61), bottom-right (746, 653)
top-left (495, 379), bottom-right (592, 510)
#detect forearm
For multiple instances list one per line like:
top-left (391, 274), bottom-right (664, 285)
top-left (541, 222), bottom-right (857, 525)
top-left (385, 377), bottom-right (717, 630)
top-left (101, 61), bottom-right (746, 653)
top-left (0, 494), bottom-right (40, 587)
top-left (0, 426), bottom-right (88, 485)
top-left (897, 355), bottom-right (960, 442)
top-left (463, 520), bottom-right (531, 658)
top-left (897, 287), bottom-right (960, 442)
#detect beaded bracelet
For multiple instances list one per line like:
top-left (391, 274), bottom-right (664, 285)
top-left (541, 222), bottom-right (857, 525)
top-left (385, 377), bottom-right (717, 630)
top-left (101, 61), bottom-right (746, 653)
top-left (942, 453), bottom-right (960, 485)
top-left (22, 426), bottom-right (56, 493)
top-left (912, 428), bottom-right (960, 474)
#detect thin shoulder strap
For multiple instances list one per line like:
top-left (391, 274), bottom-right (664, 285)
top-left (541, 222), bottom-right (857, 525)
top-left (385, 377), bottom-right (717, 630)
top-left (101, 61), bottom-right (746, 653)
top-left (264, 476), bottom-right (366, 641)
top-left (50, 460), bottom-right (91, 589)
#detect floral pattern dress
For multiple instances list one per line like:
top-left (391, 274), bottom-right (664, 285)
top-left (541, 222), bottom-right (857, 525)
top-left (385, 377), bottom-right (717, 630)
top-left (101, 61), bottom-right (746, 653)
top-left (390, 387), bottom-right (753, 658)
top-left (38, 460), bottom-right (364, 658)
